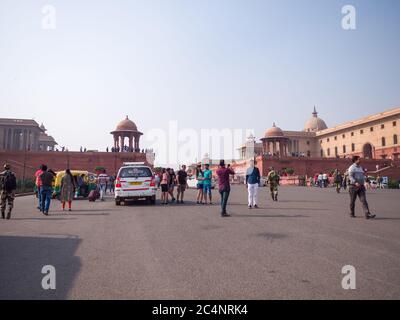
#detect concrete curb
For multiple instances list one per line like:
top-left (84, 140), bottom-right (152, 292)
top-left (15, 192), bottom-right (35, 198)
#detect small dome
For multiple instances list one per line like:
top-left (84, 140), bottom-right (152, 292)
top-left (264, 123), bottom-right (284, 138)
top-left (304, 107), bottom-right (327, 132)
top-left (115, 116), bottom-right (138, 132)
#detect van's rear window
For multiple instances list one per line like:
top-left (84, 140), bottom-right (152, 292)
top-left (119, 167), bottom-right (152, 178)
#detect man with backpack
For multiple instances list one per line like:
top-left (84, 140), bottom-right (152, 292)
top-left (0, 163), bottom-right (17, 220)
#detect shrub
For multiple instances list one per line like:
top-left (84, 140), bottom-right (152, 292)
top-left (388, 180), bottom-right (399, 189)
top-left (16, 178), bottom-right (36, 193)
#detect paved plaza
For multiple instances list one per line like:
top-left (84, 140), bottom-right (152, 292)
top-left (0, 186), bottom-right (399, 300)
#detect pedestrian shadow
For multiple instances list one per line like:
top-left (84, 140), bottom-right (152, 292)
top-left (11, 217), bottom-right (78, 221)
top-left (278, 200), bottom-right (321, 203)
top-left (50, 212), bottom-right (110, 216)
top-left (233, 214), bottom-right (308, 218)
top-left (373, 217), bottom-right (400, 220)
top-left (256, 232), bottom-right (288, 242)
top-left (0, 235), bottom-right (81, 300)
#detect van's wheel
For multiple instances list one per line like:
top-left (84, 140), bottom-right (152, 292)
top-left (115, 199), bottom-right (121, 206)
top-left (150, 196), bottom-right (156, 205)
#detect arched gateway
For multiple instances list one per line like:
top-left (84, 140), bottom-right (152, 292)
top-left (363, 143), bottom-right (373, 159)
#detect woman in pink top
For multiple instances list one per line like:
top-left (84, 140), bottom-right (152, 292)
top-left (160, 168), bottom-right (170, 205)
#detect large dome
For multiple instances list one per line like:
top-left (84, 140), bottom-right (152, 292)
top-left (304, 107), bottom-right (327, 132)
top-left (115, 116), bottom-right (138, 132)
top-left (264, 123), bottom-right (284, 138)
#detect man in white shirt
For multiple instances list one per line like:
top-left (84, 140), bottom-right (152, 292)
top-left (348, 156), bottom-right (376, 219)
top-left (97, 170), bottom-right (109, 201)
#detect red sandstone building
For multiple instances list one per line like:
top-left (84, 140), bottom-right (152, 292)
top-left (0, 116), bottom-right (154, 179)
top-left (239, 106), bottom-right (400, 161)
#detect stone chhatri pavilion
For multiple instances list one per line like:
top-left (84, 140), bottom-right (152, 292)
top-left (110, 116), bottom-right (143, 152)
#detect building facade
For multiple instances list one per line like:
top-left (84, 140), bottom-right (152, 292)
top-left (0, 118), bottom-right (57, 152)
top-left (239, 107), bottom-right (400, 161)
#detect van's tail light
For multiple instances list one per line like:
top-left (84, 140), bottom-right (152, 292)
top-left (115, 178), bottom-right (122, 188)
top-left (150, 176), bottom-right (156, 187)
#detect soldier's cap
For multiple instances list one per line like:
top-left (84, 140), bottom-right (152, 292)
top-left (4, 163), bottom-right (11, 170)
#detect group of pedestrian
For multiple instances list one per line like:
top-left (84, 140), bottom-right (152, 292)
top-left (0, 155), bottom-right (380, 221)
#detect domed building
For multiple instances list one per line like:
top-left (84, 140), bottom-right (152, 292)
top-left (260, 123), bottom-right (289, 156)
top-left (304, 107), bottom-right (328, 132)
top-left (238, 106), bottom-right (400, 160)
top-left (110, 116), bottom-right (143, 152)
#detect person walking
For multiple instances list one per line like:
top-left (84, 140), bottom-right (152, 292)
top-left (176, 165), bottom-right (188, 204)
top-left (60, 169), bottom-right (76, 212)
top-left (202, 163), bottom-right (213, 205)
top-left (160, 168), bottom-right (169, 205)
top-left (322, 173), bottom-right (328, 188)
top-left (334, 170), bottom-right (343, 193)
top-left (0, 164), bottom-right (17, 220)
top-left (246, 160), bottom-right (260, 209)
top-left (97, 170), bottom-right (109, 201)
top-left (34, 164), bottom-right (45, 210)
top-left (317, 173), bottom-right (323, 188)
top-left (39, 165), bottom-right (55, 215)
top-left (348, 156), bottom-right (376, 219)
top-left (108, 175), bottom-right (115, 194)
top-left (267, 167), bottom-right (280, 201)
top-left (216, 160), bottom-right (235, 217)
top-left (168, 168), bottom-right (176, 202)
top-left (195, 164), bottom-right (204, 204)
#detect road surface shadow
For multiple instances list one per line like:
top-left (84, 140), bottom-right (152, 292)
top-left (0, 235), bottom-right (81, 300)
top-left (233, 214), bottom-right (308, 218)
top-left (11, 217), bottom-right (77, 221)
top-left (50, 212), bottom-right (110, 216)
top-left (256, 232), bottom-right (288, 242)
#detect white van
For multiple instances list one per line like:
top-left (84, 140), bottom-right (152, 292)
top-left (114, 163), bottom-right (156, 205)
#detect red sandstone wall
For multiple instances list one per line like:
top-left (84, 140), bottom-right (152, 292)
top-left (255, 156), bottom-right (400, 179)
top-left (0, 151), bottom-right (151, 179)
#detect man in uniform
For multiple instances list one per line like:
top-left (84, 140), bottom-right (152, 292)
top-left (267, 167), bottom-right (280, 202)
top-left (333, 169), bottom-right (343, 193)
top-left (0, 163), bottom-right (17, 220)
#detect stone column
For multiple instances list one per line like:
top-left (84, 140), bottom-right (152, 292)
top-left (128, 134), bottom-right (133, 151)
top-left (135, 134), bottom-right (140, 152)
top-left (120, 136), bottom-right (124, 151)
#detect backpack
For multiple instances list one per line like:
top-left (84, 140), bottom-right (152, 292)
top-left (2, 171), bottom-right (17, 191)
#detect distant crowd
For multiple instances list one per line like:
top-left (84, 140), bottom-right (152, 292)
top-left (0, 155), bottom-right (391, 221)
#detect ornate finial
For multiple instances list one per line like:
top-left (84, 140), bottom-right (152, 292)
top-left (272, 122), bottom-right (276, 127)
top-left (126, 115), bottom-right (129, 119)
top-left (312, 106), bottom-right (318, 117)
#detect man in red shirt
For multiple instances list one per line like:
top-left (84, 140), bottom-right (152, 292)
top-left (216, 160), bottom-right (235, 217)
top-left (34, 165), bottom-right (45, 210)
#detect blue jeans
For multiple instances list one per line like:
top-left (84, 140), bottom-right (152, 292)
top-left (37, 186), bottom-right (42, 209)
top-left (203, 184), bottom-right (212, 197)
top-left (40, 186), bottom-right (53, 213)
top-left (219, 189), bottom-right (230, 215)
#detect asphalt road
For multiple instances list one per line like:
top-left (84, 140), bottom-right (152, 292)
top-left (0, 186), bottom-right (399, 300)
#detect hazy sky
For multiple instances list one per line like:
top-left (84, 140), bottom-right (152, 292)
top-left (1, 0), bottom-right (399, 164)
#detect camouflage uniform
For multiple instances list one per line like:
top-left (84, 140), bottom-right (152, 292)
top-left (0, 170), bottom-right (16, 219)
top-left (267, 170), bottom-right (280, 201)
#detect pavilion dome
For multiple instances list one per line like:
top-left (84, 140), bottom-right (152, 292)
top-left (304, 107), bottom-right (327, 132)
top-left (264, 123), bottom-right (284, 138)
top-left (115, 116), bottom-right (138, 132)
